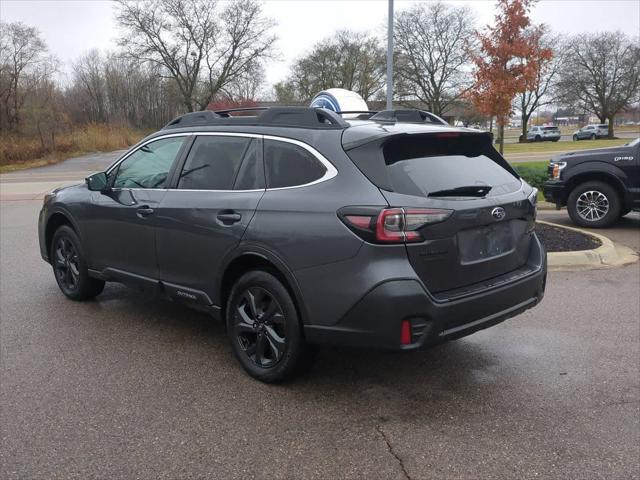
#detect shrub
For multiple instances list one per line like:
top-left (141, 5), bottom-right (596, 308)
top-left (514, 164), bottom-right (548, 190)
top-left (0, 123), bottom-right (147, 167)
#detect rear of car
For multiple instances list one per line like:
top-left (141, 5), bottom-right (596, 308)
top-left (301, 125), bottom-right (547, 350)
top-left (596, 124), bottom-right (609, 138)
top-left (540, 126), bottom-right (561, 141)
top-left (528, 126), bottom-right (561, 142)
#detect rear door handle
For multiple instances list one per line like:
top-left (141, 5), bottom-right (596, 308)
top-left (216, 212), bottom-right (242, 224)
top-left (136, 207), bottom-right (155, 218)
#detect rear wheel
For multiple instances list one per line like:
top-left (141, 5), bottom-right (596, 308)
top-left (226, 270), bottom-right (313, 383)
top-left (590, 133), bottom-right (596, 140)
top-left (567, 181), bottom-right (621, 228)
top-left (51, 225), bottom-right (105, 300)
top-left (535, 135), bottom-right (541, 142)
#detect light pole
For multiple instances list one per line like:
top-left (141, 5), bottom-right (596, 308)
top-left (386, 0), bottom-right (393, 111)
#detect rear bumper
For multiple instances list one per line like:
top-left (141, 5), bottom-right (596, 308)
top-left (304, 236), bottom-right (547, 351)
top-left (543, 180), bottom-right (567, 207)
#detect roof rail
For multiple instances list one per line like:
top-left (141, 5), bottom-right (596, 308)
top-left (163, 110), bottom-right (221, 129)
top-left (369, 109), bottom-right (449, 126)
top-left (335, 110), bottom-right (379, 120)
top-left (162, 106), bottom-right (348, 130)
top-left (214, 107), bottom-right (270, 117)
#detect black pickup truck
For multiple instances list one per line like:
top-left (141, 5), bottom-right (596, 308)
top-left (543, 138), bottom-right (640, 227)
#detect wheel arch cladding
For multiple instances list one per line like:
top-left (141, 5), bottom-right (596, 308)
top-left (219, 253), bottom-right (307, 327)
top-left (566, 171), bottom-right (627, 204)
top-left (46, 212), bottom-right (78, 257)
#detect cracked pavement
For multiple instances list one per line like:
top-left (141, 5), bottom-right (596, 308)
top-left (1, 163), bottom-right (639, 478)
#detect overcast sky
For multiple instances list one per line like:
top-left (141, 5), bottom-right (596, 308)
top-left (1, 0), bottom-right (638, 87)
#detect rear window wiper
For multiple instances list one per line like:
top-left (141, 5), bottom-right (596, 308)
top-left (428, 185), bottom-right (492, 198)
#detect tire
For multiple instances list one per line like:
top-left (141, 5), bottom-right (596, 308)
top-left (590, 133), bottom-right (596, 140)
top-left (573, 135), bottom-right (578, 141)
top-left (552, 138), bottom-right (560, 142)
top-left (51, 225), bottom-right (105, 300)
top-left (535, 135), bottom-right (541, 142)
top-left (567, 181), bottom-right (621, 228)
top-left (226, 270), bottom-right (314, 383)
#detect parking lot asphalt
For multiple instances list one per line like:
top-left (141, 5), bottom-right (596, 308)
top-left (1, 199), bottom-right (639, 479)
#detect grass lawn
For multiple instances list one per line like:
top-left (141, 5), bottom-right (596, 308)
top-left (502, 138), bottom-right (630, 155)
top-left (510, 160), bottom-right (548, 169)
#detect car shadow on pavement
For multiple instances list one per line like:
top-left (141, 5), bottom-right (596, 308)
top-left (89, 283), bottom-right (500, 406)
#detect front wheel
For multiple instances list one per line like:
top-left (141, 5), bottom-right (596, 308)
top-left (590, 133), bottom-right (596, 140)
top-left (51, 225), bottom-right (105, 300)
top-left (226, 270), bottom-right (314, 383)
top-left (567, 181), bottom-right (621, 228)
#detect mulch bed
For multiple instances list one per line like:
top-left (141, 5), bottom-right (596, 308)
top-left (535, 222), bottom-right (601, 252)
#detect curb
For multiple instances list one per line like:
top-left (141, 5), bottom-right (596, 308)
top-left (539, 220), bottom-right (638, 270)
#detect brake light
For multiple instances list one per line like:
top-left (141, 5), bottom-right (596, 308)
top-left (339, 207), bottom-right (452, 244)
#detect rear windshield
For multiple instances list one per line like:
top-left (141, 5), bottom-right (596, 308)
top-left (346, 133), bottom-right (521, 198)
top-left (542, 127), bottom-right (559, 131)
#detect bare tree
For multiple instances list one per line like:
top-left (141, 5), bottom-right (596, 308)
top-left (115, 0), bottom-right (276, 112)
top-left (559, 31), bottom-right (640, 137)
top-left (277, 30), bottom-right (386, 102)
top-left (0, 21), bottom-right (56, 131)
top-left (67, 50), bottom-right (184, 129)
top-left (516, 30), bottom-right (564, 141)
top-left (394, 1), bottom-right (475, 117)
top-left (72, 50), bottom-right (108, 123)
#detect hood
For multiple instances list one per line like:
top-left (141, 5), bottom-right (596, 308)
top-left (552, 145), bottom-right (628, 164)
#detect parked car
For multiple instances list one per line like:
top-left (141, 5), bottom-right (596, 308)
top-left (527, 126), bottom-right (561, 142)
top-left (543, 138), bottom-right (640, 227)
top-left (39, 107), bottom-right (547, 382)
top-left (573, 124), bottom-right (609, 141)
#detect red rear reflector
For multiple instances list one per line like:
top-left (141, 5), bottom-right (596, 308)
top-left (400, 319), bottom-right (412, 345)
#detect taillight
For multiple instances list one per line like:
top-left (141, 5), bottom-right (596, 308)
top-left (339, 207), bottom-right (452, 244)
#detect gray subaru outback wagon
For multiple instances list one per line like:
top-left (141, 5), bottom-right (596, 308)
top-left (39, 107), bottom-right (547, 382)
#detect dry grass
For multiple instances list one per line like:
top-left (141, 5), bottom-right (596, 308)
top-left (0, 124), bottom-right (149, 173)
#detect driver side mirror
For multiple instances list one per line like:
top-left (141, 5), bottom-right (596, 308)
top-left (86, 172), bottom-right (109, 192)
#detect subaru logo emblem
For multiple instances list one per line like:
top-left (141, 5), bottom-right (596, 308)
top-left (491, 207), bottom-right (506, 221)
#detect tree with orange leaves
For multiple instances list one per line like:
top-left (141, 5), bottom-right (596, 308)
top-left (468, 0), bottom-right (552, 153)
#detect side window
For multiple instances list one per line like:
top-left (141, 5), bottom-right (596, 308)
top-left (113, 137), bottom-right (185, 189)
top-left (233, 140), bottom-right (265, 190)
top-left (264, 139), bottom-right (327, 188)
top-left (178, 136), bottom-right (256, 190)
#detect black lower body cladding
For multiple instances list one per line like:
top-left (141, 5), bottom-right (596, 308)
top-left (303, 235), bottom-right (546, 351)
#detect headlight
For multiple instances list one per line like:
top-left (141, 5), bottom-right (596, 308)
top-left (552, 161), bottom-right (567, 179)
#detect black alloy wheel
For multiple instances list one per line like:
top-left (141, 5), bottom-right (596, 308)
top-left (53, 236), bottom-right (80, 291)
top-left (234, 286), bottom-right (286, 368)
top-left (226, 270), bottom-right (314, 383)
top-left (50, 225), bottom-right (105, 300)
